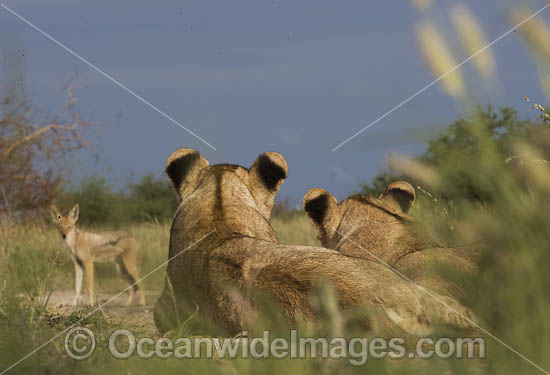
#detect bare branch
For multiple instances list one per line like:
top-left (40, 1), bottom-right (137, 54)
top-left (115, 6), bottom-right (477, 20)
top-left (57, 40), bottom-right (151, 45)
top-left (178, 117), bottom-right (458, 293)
top-left (0, 74), bottom-right (103, 216)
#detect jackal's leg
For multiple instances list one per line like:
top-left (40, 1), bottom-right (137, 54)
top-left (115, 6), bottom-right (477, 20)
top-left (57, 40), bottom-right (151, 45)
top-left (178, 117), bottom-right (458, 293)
top-left (124, 287), bottom-right (136, 306)
top-left (138, 285), bottom-right (145, 306)
top-left (136, 283), bottom-right (145, 306)
top-left (84, 259), bottom-right (96, 305)
top-left (116, 257), bottom-right (136, 306)
top-left (72, 257), bottom-right (83, 305)
top-left (120, 253), bottom-right (145, 306)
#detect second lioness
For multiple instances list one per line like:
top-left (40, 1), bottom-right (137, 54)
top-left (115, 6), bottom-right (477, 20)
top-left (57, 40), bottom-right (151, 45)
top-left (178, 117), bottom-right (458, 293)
top-left (302, 181), bottom-right (476, 298)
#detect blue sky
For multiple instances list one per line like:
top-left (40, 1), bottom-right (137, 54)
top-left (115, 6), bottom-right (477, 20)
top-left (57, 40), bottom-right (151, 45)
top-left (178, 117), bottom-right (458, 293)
top-left (1, 0), bottom-right (548, 204)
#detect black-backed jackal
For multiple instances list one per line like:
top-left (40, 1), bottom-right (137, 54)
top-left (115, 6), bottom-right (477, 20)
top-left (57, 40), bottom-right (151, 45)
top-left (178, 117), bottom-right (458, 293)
top-left (50, 204), bottom-right (146, 306)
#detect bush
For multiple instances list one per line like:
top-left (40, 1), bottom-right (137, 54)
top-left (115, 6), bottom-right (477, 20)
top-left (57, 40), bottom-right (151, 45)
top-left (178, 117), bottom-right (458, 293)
top-left (125, 174), bottom-right (177, 223)
top-left (58, 176), bottom-right (123, 226)
top-left (359, 106), bottom-right (534, 200)
top-left (387, 110), bottom-right (550, 373)
top-left (56, 174), bottom-right (177, 227)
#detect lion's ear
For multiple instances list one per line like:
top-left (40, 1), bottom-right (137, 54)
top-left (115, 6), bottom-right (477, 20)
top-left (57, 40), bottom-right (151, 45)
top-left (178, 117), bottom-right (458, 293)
top-left (379, 181), bottom-right (416, 213)
top-left (248, 152), bottom-right (288, 218)
top-left (303, 188), bottom-right (340, 238)
top-left (165, 148), bottom-right (209, 200)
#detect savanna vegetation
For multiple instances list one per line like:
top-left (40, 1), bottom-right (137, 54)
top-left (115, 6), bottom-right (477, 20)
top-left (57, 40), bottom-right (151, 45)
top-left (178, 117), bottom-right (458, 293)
top-left (1, 2), bottom-right (550, 375)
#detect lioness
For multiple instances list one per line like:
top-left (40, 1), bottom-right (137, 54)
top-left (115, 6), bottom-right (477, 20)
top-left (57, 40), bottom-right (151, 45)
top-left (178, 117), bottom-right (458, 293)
top-left (154, 150), bottom-right (474, 336)
top-left (302, 181), bottom-right (476, 298)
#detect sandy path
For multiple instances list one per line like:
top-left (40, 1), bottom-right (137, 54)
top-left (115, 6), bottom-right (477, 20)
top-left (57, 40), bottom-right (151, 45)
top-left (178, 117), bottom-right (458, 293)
top-left (46, 290), bottom-right (161, 337)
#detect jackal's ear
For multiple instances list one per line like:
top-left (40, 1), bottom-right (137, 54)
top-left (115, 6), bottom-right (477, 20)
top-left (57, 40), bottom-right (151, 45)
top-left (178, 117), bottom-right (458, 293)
top-left (248, 152), bottom-right (288, 218)
top-left (303, 188), bottom-right (340, 239)
top-left (68, 203), bottom-right (79, 223)
top-left (166, 148), bottom-right (210, 199)
top-left (379, 181), bottom-right (416, 213)
top-left (50, 205), bottom-right (61, 222)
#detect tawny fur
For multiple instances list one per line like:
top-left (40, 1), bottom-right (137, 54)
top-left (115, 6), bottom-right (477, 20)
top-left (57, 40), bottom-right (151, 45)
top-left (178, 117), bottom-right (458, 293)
top-left (154, 149), bottom-right (475, 337)
top-left (50, 204), bottom-right (145, 306)
top-left (302, 182), bottom-right (477, 301)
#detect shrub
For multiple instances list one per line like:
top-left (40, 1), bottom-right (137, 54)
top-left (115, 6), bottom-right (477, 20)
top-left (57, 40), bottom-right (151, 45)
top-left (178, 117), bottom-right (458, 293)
top-left (57, 176), bottom-right (123, 226)
top-left (56, 174), bottom-right (177, 227)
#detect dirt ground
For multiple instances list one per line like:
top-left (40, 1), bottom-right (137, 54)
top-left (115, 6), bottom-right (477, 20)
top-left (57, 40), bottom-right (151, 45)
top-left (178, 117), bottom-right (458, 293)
top-left (45, 290), bottom-right (161, 337)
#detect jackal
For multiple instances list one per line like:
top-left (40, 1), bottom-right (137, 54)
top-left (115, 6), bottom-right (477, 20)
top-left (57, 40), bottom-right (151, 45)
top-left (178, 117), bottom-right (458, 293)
top-left (50, 204), bottom-right (145, 306)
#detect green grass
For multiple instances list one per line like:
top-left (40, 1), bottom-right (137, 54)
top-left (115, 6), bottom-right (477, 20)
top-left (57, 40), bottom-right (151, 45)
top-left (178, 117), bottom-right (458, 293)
top-left (0, 221), bottom-right (172, 295)
top-left (0, 212), bottom-right (482, 375)
top-left (271, 213), bottom-right (321, 247)
top-left (0, 213), bottom-right (317, 296)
